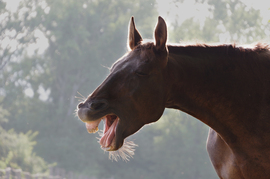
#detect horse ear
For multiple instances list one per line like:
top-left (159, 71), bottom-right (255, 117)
top-left (128, 17), bottom-right (143, 50)
top-left (154, 16), bottom-right (167, 51)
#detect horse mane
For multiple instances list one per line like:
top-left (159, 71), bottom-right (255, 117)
top-left (167, 43), bottom-right (270, 57)
top-left (134, 41), bottom-right (269, 57)
top-left (253, 43), bottom-right (270, 52)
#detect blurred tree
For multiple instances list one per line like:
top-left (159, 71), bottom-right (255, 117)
top-left (171, 0), bottom-right (266, 43)
top-left (0, 0), bottom-right (49, 173)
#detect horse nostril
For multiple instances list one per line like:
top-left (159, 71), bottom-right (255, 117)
top-left (90, 100), bottom-right (108, 111)
top-left (77, 102), bottom-right (84, 109)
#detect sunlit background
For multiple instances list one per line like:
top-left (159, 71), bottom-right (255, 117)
top-left (0, 0), bottom-right (269, 178)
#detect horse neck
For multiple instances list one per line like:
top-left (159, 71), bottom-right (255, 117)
top-left (165, 45), bottom-right (265, 143)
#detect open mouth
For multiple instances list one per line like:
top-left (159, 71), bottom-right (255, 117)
top-left (85, 114), bottom-right (119, 150)
top-left (84, 114), bottom-right (137, 161)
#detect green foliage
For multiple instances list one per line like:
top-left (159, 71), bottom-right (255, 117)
top-left (0, 129), bottom-right (48, 173)
top-left (0, 106), bottom-right (49, 173)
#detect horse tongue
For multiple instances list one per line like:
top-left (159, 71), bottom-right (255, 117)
top-left (100, 118), bottom-right (118, 148)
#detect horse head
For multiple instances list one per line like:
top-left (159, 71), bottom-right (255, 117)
top-left (77, 17), bottom-right (170, 154)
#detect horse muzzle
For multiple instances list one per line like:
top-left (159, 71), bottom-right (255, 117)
top-left (77, 99), bottom-right (109, 122)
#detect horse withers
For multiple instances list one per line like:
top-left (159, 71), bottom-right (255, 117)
top-left (77, 16), bottom-right (270, 179)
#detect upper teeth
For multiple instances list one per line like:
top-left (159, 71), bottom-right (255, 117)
top-left (87, 126), bottom-right (98, 133)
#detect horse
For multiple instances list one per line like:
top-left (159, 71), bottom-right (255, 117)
top-left (77, 16), bottom-right (270, 178)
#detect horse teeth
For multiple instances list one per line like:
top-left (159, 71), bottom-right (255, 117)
top-left (87, 126), bottom-right (98, 133)
top-left (101, 146), bottom-right (111, 151)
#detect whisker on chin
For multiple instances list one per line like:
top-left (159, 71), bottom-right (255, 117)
top-left (97, 132), bottom-right (138, 162)
top-left (108, 140), bottom-right (138, 162)
top-left (73, 108), bottom-right (79, 118)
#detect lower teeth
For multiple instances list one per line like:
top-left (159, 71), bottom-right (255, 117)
top-left (101, 146), bottom-right (111, 151)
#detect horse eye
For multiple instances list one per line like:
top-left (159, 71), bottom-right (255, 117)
top-left (135, 71), bottom-right (148, 77)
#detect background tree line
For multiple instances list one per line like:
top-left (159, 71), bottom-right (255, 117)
top-left (0, 0), bottom-right (268, 178)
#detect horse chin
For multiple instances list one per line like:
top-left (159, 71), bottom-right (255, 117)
top-left (102, 136), bottom-right (123, 151)
top-left (97, 117), bottom-right (138, 161)
top-left (101, 133), bottom-right (138, 162)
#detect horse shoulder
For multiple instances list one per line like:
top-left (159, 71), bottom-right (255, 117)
top-left (206, 128), bottom-right (245, 179)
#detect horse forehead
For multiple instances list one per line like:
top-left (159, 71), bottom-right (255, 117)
top-left (111, 54), bottom-right (137, 72)
top-left (140, 48), bottom-right (154, 58)
top-left (111, 48), bottom-right (153, 73)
